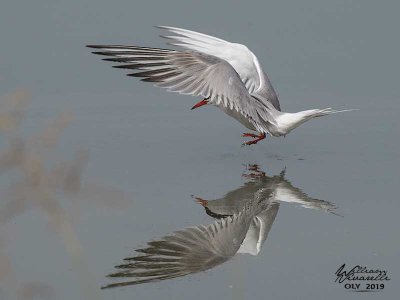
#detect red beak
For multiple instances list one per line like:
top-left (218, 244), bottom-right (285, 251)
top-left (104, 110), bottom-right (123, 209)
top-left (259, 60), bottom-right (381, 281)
top-left (191, 99), bottom-right (208, 110)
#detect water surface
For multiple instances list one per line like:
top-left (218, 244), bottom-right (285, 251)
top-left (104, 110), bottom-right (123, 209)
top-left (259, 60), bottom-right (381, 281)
top-left (0, 1), bottom-right (399, 299)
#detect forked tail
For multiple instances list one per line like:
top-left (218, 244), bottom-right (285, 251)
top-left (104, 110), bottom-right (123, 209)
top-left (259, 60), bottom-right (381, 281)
top-left (315, 108), bottom-right (359, 117)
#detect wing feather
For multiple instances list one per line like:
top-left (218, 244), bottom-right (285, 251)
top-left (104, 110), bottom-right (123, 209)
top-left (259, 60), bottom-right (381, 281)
top-left (101, 209), bottom-right (254, 288)
top-left (87, 45), bottom-right (279, 129)
top-left (157, 26), bottom-right (281, 110)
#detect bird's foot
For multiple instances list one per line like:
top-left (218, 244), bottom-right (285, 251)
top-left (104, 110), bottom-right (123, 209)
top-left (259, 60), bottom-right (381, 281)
top-left (242, 164), bottom-right (266, 179)
top-left (247, 164), bottom-right (261, 172)
top-left (242, 133), bottom-right (266, 146)
top-left (242, 133), bottom-right (259, 138)
top-left (191, 195), bottom-right (208, 207)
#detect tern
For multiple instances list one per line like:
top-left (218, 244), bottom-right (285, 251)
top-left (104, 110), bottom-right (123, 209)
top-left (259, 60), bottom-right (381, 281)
top-left (103, 188), bottom-right (275, 288)
top-left (192, 165), bottom-right (338, 255)
top-left (88, 26), bottom-right (355, 145)
top-left (102, 165), bottom-right (338, 288)
top-left (194, 165), bottom-right (338, 219)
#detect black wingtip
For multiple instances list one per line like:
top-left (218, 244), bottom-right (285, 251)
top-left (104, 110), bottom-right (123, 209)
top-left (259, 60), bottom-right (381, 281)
top-left (91, 51), bottom-right (118, 56)
top-left (86, 45), bottom-right (101, 49)
top-left (126, 73), bottom-right (142, 78)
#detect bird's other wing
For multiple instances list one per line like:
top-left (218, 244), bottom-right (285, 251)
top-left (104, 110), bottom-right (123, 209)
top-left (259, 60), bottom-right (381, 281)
top-left (102, 209), bottom-right (254, 288)
top-left (87, 45), bottom-right (279, 130)
top-left (157, 26), bottom-right (281, 110)
top-left (238, 202), bottom-right (280, 255)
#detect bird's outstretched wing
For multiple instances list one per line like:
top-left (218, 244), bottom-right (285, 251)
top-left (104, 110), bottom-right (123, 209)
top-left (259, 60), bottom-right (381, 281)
top-left (102, 209), bottom-right (254, 288)
top-left (157, 26), bottom-right (281, 110)
top-left (87, 45), bottom-right (279, 129)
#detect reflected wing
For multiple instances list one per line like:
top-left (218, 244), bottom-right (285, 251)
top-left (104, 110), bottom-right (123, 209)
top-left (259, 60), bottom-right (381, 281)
top-left (238, 202), bottom-right (280, 255)
top-left (87, 45), bottom-right (278, 129)
top-left (158, 26), bottom-right (281, 110)
top-left (102, 210), bottom-right (253, 288)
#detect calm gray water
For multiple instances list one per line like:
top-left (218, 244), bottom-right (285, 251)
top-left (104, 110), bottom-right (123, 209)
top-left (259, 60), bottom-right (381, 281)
top-left (1, 0), bottom-right (399, 299)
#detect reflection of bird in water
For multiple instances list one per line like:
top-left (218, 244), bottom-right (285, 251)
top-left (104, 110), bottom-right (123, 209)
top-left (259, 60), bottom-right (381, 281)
top-left (192, 165), bottom-right (337, 256)
top-left (195, 164), bottom-right (337, 217)
top-left (103, 187), bottom-right (274, 289)
top-left (102, 165), bottom-right (337, 288)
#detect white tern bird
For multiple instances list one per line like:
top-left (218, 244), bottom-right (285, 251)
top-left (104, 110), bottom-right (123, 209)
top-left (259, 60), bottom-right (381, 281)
top-left (88, 26), bottom-right (356, 145)
top-left (102, 165), bottom-right (338, 288)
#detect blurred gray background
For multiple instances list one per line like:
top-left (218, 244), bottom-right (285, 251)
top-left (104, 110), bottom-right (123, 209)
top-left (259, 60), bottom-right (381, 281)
top-left (0, 0), bottom-right (399, 299)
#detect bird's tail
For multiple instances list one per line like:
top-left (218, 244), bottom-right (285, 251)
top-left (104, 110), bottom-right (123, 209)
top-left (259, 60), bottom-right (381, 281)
top-left (315, 108), bottom-right (359, 117)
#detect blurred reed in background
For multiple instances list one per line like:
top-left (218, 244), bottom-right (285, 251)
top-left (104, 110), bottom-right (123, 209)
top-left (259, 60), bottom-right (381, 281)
top-left (0, 90), bottom-right (128, 299)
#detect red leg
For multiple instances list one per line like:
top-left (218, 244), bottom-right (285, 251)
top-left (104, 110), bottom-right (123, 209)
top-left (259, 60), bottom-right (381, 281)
top-left (242, 132), bottom-right (266, 146)
top-left (191, 99), bottom-right (208, 110)
top-left (242, 133), bottom-right (259, 138)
